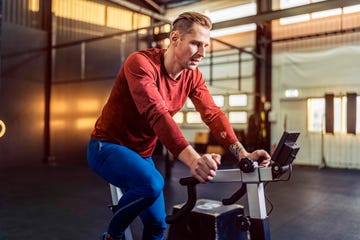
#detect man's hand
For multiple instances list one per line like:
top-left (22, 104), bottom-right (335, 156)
top-left (244, 149), bottom-right (271, 167)
top-left (190, 153), bottom-right (221, 183)
top-left (230, 142), bottom-right (271, 167)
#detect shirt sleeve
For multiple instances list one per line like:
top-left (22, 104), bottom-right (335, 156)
top-left (189, 76), bottom-right (239, 148)
top-left (123, 52), bottom-right (190, 157)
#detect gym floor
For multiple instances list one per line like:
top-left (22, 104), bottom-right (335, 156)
top-left (1, 157), bottom-right (360, 240)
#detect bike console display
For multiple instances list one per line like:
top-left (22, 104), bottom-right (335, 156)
top-left (271, 131), bottom-right (300, 178)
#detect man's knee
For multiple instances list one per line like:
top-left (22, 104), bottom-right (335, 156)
top-left (143, 174), bottom-right (164, 198)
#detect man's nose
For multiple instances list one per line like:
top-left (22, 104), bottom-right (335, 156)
top-left (198, 45), bottom-right (206, 58)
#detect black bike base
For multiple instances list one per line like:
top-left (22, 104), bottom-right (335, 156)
top-left (167, 199), bottom-right (247, 240)
top-left (249, 217), bottom-right (271, 240)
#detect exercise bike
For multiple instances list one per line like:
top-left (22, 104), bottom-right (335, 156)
top-left (166, 131), bottom-right (300, 240)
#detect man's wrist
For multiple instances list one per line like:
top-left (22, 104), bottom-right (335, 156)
top-left (178, 145), bottom-right (201, 168)
top-left (229, 141), bottom-right (246, 160)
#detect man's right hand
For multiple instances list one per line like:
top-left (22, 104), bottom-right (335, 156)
top-left (189, 153), bottom-right (221, 183)
top-left (178, 145), bottom-right (221, 183)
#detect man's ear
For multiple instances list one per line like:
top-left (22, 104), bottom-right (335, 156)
top-left (170, 31), bottom-right (180, 46)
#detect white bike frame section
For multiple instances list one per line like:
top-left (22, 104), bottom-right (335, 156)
top-left (109, 184), bottom-right (134, 240)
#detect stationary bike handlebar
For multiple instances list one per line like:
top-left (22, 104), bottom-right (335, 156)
top-left (165, 163), bottom-right (294, 224)
top-left (165, 177), bottom-right (199, 224)
top-left (165, 171), bottom-right (248, 224)
top-left (165, 158), bottom-right (263, 224)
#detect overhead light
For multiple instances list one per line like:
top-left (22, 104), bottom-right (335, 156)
top-left (211, 23), bottom-right (256, 37)
top-left (280, 14), bottom-right (310, 25)
top-left (343, 4), bottom-right (360, 14)
top-left (312, 8), bottom-right (342, 19)
top-left (207, 3), bottom-right (257, 23)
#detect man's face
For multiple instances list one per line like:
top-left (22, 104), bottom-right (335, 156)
top-left (174, 23), bottom-right (210, 70)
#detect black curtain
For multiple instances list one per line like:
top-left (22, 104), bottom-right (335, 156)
top-left (325, 93), bottom-right (334, 133)
top-left (347, 93), bottom-right (357, 134)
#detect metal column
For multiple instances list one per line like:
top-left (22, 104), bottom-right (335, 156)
top-left (41, 0), bottom-right (53, 164)
top-left (255, 0), bottom-right (272, 152)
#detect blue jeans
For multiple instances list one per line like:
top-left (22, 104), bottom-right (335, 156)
top-left (87, 139), bottom-right (167, 240)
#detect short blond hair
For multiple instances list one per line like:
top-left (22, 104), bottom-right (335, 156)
top-left (172, 11), bottom-right (212, 35)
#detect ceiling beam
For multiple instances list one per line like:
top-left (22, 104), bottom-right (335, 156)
top-left (107, 0), bottom-right (170, 22)
top-left (143, 0), bottom-right (165, 14)
top-left (213, 0), bottom-right (360, 29)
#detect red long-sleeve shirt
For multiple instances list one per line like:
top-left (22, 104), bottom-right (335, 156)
top-left (91, 48), bottom-right (237, 158)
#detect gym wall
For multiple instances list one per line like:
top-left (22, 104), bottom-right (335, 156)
top-left (272, 37), bottom-right (360, 168)
top-left (0, 23), bottom-right (47, 167)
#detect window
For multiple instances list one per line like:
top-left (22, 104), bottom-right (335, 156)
top-left (173, 112), bottom-right (184, 124)
top-left (211, 24), bottom-right (256, 37)
top-left (28, 0), bottom-right (39, 11)
top-left (333, 97), bottom-right (343, 132)
top-left (207, 3), bottom-right (256, 23)
top-left (229, 94), bottom-right (247, 107)
top-left (308, 96), bottom-right (352, 133)
top-left (51, 0), bottom-right (150, 30)
top-left (186, 99), bottom-right (195, 109)
top-left (280, 14), bottom-right (310, 25)
top-left (76, 117), bottom-right (98, 130)
top-left (280, 0), bottom-right (310, 9)
top-left (53, 0), bottom-right (106, 26)
top-left (312, 8), bottom-right (342, 19)
top-left (343, 4), bottom-right (360, 14)
top-left (212, 95), bottom-right (225, 107)
top-left (186, 112), bottom-right (202, 124)
top-left (279, 0), bottom-right (344, 25)
top-left (229, 111), bottom-right (248, 124)
top-left (307, 98), bottom-right (324, 132)
top-left (186, 96), bottom-right (225, 109)
top-left (107, 6), bottom-right (133, 30)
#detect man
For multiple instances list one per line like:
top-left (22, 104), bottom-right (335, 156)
top-left (87, 11), bottom-right (270, 240)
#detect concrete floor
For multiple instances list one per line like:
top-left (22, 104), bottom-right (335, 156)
top-left (1, 157), bottom-right (360, 240)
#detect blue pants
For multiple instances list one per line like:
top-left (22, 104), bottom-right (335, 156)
top-left (87, 139), bottom-right (167, 240)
